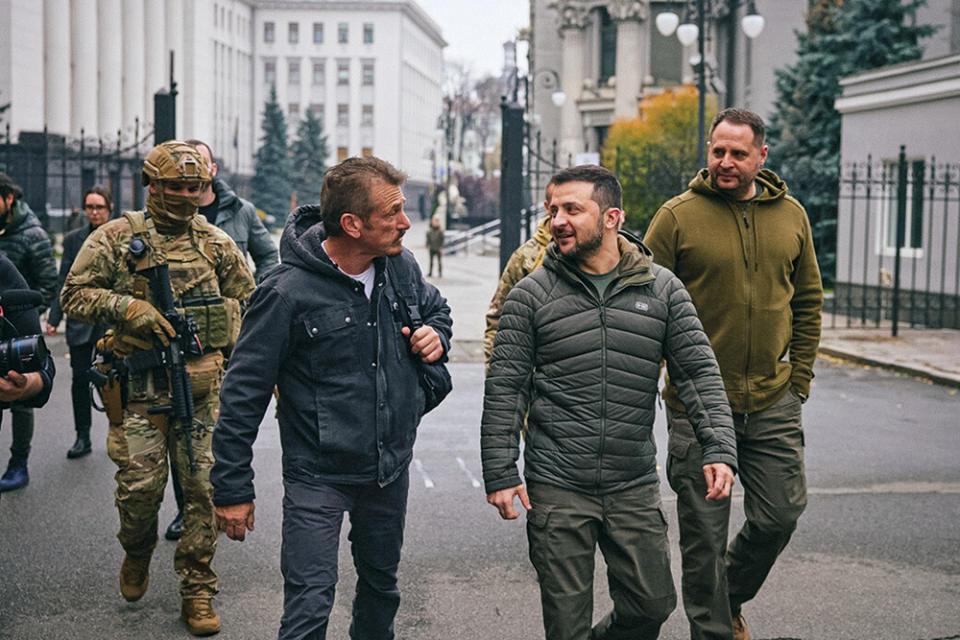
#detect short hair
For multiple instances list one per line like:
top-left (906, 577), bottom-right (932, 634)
top-left (710, 108), bottom-right (766, 147)
top-left (83, 184), bottom-right (113, 212)
top-left (0, 172), bottom-right (22, 201)
top-left (549, 164), bottom-right (622, 212)
top-left (320, 156), bottom-right (406, 236)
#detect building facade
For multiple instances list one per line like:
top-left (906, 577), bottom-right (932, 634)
top-left (528, 0), bottom-right (807, 161)
top-left (0, 0), bottom-right (444, 194)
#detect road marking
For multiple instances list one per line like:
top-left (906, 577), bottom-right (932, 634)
top-left (413, 459), bottom-right (434, 488)
top-left (456, 457), bottom-right (482, 488)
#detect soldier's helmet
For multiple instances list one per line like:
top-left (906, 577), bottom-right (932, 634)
top-left (141, 140), bottom-right (212, 186)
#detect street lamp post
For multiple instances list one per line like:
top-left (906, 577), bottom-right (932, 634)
top-left (656, 0), bottom-right (765, 168)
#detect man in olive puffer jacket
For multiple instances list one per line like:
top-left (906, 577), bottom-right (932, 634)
top-left (481, 165), bottom-right (737, 640)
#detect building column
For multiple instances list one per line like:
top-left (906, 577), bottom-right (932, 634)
top-left (44, 0), bottom-right (72, 135)
top-left (71, 0), bottom-right (98, 135)
top-left (122, 0), bottom-right (146, 140)
top-left (609, 0), bottom-right (648, 119)
top-left (98, 0), bottom-right (123, 140)
top-left (556, 2), bottom-right (590, 162)
top-left (165, 0), bottom-right (184, 139)
top-left (144, 0), bottom-right (166, 134)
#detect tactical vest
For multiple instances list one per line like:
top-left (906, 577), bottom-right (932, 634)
top-left (122, 211), bottom-right (241, 352)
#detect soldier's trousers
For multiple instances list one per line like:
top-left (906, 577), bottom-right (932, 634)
top-left (666, 388), bottom-right (807, 640)
top-left (106, 393), bottom-right (219, 599)
top-left (525, 481), bottom-right (676, 640)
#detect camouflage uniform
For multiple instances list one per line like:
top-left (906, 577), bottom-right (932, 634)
top-left (61, 193), bottom-right (254, 600)
top-left (483, 215), bottom-right (552, 363)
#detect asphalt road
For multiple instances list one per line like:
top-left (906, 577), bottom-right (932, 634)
top-left (1, 356), bottom-right (958, 640)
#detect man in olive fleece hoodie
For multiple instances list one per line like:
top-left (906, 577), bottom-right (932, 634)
top-left (483, 165), bottom-right (737, 640)
top-left (644, 108), bottom-right (822, 640)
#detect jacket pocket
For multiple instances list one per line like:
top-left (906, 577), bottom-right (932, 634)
top-left (301, 305), bottom-right (360, 372)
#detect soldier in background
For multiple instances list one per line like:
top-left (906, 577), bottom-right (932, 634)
top-left (0, 172), bottom-right (58, 493)
top-left (61, 141), bottom-right (255, 636)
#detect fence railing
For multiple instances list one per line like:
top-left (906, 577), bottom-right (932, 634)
top-left (1, 122), bottom-right (152, 235)
top-left (831, 147), bottom-right (960, 332)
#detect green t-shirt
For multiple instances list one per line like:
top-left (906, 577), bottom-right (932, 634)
top-left (580, 266), bottom-right (618, 298)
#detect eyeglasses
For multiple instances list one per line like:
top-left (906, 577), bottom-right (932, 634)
top-left (84, 204), bottom-right (109, 211)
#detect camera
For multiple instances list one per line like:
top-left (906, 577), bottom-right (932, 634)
top-left (0, 334), bottom-right (49, 374)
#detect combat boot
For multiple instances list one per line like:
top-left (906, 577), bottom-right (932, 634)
top-left (732, 613), bottom-right (751, 640)
top-left (119, 553), bottom-right (151, 602)
top-left (181, 597), bottom-right (221, 636)
top-left (66, 434), bottom-right (92, 459)
top-left (0, 457), bottom-right (28, 491)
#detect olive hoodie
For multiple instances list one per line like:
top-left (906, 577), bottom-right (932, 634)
top-left (644, 168), bottom-right (822, 415)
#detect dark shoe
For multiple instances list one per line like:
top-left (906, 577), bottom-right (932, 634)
top-left (165, 511), bottom-right (184, 541)
top-left (66, 436), bottom-right (92, 459)
top-left (119, 553), bottom-right (151, 602)
top-left (181, 597), bottom-right (221, 636)
top-left (0, 457), bottom-right (28, 492)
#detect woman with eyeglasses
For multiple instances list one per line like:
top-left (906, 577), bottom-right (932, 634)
top-left (46, 185), bottom-right (112, 459)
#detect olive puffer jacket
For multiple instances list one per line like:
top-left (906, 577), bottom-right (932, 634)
top-left (481, 234), bottom-right (736, 496)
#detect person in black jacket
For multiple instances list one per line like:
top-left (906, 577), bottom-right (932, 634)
top-left (0, 252), bottom-right (56, 498)
top-left (0, 173), bottom-right (58, 492)
top-left (211, 156), bottom-right (452, 640)
top-left (46, 185), bottom-right (112, 459)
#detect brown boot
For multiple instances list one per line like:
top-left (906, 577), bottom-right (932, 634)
top-left (180, 597), bottom-right (221, 636)
top-left (732, 613), bottom-right (751, 640)
top-left (119, 553), bottom-right (151, 602)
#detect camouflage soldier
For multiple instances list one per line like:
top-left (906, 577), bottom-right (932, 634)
top-left (61, 141), bottom-right (255, 636)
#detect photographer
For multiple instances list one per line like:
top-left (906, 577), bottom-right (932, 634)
top-left (0, 252), bottom-right (56, 495)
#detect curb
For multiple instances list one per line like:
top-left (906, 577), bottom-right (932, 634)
top-left (818, 346), bottom-right (960, 389)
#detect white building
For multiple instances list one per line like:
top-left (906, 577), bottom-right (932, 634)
top-left (0, 0), bottom-right (445, 197)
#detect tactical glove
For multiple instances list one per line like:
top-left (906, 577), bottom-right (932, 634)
top-left (125, 298), bottom-right (176, 346)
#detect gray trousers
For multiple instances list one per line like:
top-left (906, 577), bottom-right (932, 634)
top-left (666, 388), bottom-right (807, 640)
top-left (526, 481), bottom-right (676, 640)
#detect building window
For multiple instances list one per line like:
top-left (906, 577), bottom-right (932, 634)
top-left (338, 22), bottom-right (348, 43)
top-left (880, 158), bottom-right (925, 254)
top-left (312, 61), bottom-right (325, 85)
top-left (289, 103), bottom-right (300, 119)
top-left (264, 60), bottom-right (276, 85)
top-left (362, 61), bottom-right (374, 86)
top-left (289, 22), bottom-right (299, 44)
top-left (598, 8), bottom-right (617, 85)
top-left (288, 60), bottom-right (301, 85)
top-left (313, 22), bottom-right (323, 43)
top-left (337, 146), bottom-right (348, 162)
top-left (362, 147), bottom-right (373, 158)
top-left (308, 104), bottom-right (325, 129)
top-left (337, 104), bottom-right (349, 126)
top-left (264, 21), bottom-right (275, 43)
top-left (363, 23), bottom-right (374, 44)
top-left (337, 60), bottom-right (350, 85)
top-left (361, 104), bottom-right (373, 126)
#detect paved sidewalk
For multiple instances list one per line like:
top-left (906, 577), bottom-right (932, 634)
top-left (406, 216), bottom-right (960, 388)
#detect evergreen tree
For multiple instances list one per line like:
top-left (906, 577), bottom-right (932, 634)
top-left (290, 108), bottom-right (328, 207)
top-left (766, 0), bottom-right (935, 286)
top-left (251, 86), bottom-right (293, 224)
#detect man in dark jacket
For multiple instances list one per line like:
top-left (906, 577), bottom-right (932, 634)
top-left (0, 253), bottom-right (56, 502)
top-left (645, 108), bottom-right (822, 640)
top-left (47, 185), bottom-right (112, 458)
top-left (189, 140), bottom-right (278, 281)
top-left (212, 156), bottom-right (452, 640)
top-left (482, 165), bottom-right (736, 640)
top-left (0, 172), bottom-right (58, 492)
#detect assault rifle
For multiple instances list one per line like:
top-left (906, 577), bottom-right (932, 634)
top-left (130, 240), bottom-right (203, 474)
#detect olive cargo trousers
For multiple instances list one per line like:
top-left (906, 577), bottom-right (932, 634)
top-left (526, 481), bottom-right (676, 640)
top-left (666, 388), bottom-right (807, 640)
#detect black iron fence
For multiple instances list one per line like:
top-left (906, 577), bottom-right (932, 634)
top-left (831, 147), bottom-right (960, 332)
top-left (1, 123), bottom-right (152, 235)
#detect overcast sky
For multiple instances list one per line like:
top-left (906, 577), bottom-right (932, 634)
top-left (414, 0), bottom-right (530, 79)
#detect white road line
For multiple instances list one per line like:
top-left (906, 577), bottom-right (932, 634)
top-left (413, 459), bottom-right (434, 488)
top-left (456, 457), bottom-right (482, 488)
